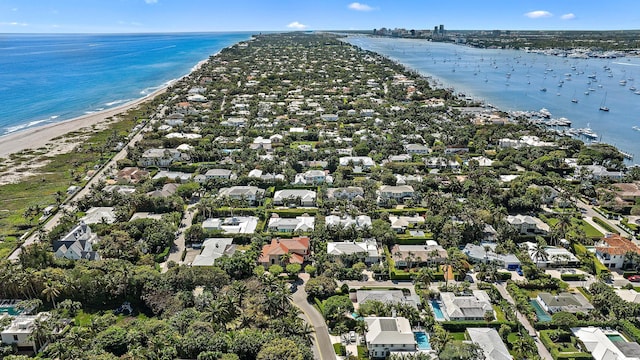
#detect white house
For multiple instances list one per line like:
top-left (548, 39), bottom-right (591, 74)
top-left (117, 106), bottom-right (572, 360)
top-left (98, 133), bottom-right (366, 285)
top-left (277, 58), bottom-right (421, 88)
top-left (80, 207), bottom-right (117, 225)
top-left (326, 240), bottom-right (380, 264)
top-left (467, 328), bottom-right (513, 360)
top-left (537, 292), bottom-right (594, 314)
top-left (273, 189), bottom-right (317, 207)
top-left (267, 215), bottom-right (315, 233)
top-left (364, 317), bottom-right (416, 359)
top-left (325, 215), bottom-right (372, 230)
top-left (463, 243), bottom-right (521, 270)
top-left (439, 290), bottom-right (494, 321)
top-left (594, 233), bottom-right (640, 269)
top-left (522, 242), bottom-right (580, 268)
top-left (202, 216), bottom-right (259, 234)
top-left (53, 222), bottom-right (101, 260)
top-left (339, 156), bottom-right (376, 169)
top-left (404, 144), bottom-right (430, 155)
top-left (217, 186), bottom-right (265, 205)
top-left (572, 327), bottom-right (640, 360)
top-left (293, 170), bottom-right (331, 185)
top-left (1, 312), bottom-right (51, 353)
top-left (204, 169), bottom-right (235, 181)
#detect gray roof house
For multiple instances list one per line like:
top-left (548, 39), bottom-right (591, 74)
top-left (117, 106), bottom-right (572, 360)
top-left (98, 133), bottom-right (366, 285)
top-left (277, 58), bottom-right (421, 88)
top-left (53, 222), bottom-right (101, 261)
top-left (217, 186), bottom-right (265, 205)
top-left (325, 186), bottom-right (364, 201)
top-left (356, 290), bottom-right (421, 309)
top-left (467, 328), bottom-right (513, 360)
top-left (537, 292), bottom-right (594, 314)
top-left (364, 317), bottom-right (416, 359)
top-left (204, 169), bottom-right (235, 180)
top-left (192, 238), bottom-right (236, 266)
top-left (80, 207), bottom-right (117, 225)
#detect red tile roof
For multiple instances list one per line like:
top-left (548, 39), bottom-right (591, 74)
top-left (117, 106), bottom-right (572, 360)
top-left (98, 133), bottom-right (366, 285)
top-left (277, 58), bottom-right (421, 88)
top-left (258, 237), bottom-right (310, 264)
top-left (596, 234), bottom-right (640, 256)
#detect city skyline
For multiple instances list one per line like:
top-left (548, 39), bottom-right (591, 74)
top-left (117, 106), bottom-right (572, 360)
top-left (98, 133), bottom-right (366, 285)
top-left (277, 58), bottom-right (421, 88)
top-left (1, 0), bottom-right (639, 34)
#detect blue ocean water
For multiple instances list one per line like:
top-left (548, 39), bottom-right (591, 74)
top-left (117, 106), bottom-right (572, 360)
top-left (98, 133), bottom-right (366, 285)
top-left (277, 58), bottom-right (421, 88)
top-left (0, 32), bottom-right (252, 135)
top-left (346, 36), bottom-right (640, 162)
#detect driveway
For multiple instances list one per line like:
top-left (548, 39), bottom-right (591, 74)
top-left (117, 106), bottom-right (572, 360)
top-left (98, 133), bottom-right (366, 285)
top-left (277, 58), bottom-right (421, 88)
top-left (161, 203), bottom-right (196, 272)
top-left (292, 274), bottom-right (337, 360)
top-left (495, 283), bottom-right (553, 360)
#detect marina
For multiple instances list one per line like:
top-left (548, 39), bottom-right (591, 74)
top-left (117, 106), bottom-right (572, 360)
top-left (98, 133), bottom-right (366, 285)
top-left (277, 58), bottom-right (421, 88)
top-left (346, 36), bottom-right (640, 163)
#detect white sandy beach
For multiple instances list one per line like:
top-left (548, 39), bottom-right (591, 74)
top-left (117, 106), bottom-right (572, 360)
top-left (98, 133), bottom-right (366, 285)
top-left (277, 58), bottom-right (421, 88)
top-left (0, 87), bottom-right (166, 159)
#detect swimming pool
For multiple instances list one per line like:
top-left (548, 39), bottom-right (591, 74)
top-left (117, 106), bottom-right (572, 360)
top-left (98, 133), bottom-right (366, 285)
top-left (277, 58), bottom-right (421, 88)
top-left (430, 300), bottom-right (446, 321)
top-left (607, 334), bottom-right (626, 342)
top-left (414, 331), bottom-right (431, 350)
top-left (529, 300), bottom-right (552, 322)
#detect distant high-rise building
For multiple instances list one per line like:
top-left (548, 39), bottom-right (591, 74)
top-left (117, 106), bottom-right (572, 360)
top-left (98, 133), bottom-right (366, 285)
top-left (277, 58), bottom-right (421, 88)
top-left (434, 26), bottom-right (438, 34)
top-left (439, 25), bottom-right (445, 34)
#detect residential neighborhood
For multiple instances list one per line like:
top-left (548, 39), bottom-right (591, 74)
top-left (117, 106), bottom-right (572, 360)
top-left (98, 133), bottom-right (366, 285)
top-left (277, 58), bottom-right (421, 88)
top-left (4, 32), bottom-right (640, 360)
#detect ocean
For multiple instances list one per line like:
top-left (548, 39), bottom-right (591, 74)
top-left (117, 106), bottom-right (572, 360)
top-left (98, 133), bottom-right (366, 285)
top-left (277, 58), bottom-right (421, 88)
top-left (0, 32), bottom-right (252, 135)
top-left (346, 36), bottom-right (640, 163)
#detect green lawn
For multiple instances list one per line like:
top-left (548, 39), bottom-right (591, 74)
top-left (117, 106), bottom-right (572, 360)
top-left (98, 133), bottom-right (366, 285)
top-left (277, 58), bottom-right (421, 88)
top-left (450, 332), bottom-right (467, 341)
top-left (493, 304), bottom-right (506, 322)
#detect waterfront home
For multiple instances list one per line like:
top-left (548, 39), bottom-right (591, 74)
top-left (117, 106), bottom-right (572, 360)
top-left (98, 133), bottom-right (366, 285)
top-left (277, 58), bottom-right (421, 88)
top-left (326, 240), bottom-right (381, 265)
top-left (572, 327), bottom-right (640, 360)
top-left (595, 233), bottom-right (640, 269)
top-left (463, 243), bottom-right (521, 270)
top-left (273, 189), bottom-right (317, 207)
top-left (325, 186), bottom-right (364, 202)
top-left (1, 312), bottom-right (51, 353)
top-left (192, 238), bottom-right (236, 267)
top-left (583, 165), bottom-right (624, 181)
top-left (377, 185), bottom-right (415, 204)
top-left (439, 290), bottom-right (494, 321)
top-left (506, 214), bottom-right (550, 235)
top-left (217, 186), bottom-right (265, 205)
top-left (267, 215), bottom-right (315, 233)
top-left (391, 242), bottom-right (448, 268)
top-left (536, 292), bottom-right (594, 314)
top-left (356, 290), bottom-right (420, 309)
top-left (364, 317), bottom-right (416, 359)
top-left (325, 215), bottom-right (372, 230)
top-left (53, 222), bottom-right (101, 261)
top-left (202, 216), bottom-right (259, 234)
top-left (258, 237), bottom-right (310, 266)
top-left (466, 328), bottom-right (513, 360)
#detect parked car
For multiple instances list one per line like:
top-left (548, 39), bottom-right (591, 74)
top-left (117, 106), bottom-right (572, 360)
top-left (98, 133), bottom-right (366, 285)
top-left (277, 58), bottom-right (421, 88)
top-left (349, 331), bottom-right (356, 343)
top-left (628, 275), bottom-right (640, 282)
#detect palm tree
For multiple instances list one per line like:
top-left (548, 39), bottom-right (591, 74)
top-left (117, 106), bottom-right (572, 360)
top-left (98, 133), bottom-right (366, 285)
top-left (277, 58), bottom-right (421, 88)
top-left (532, 239), bottom-right (549, 268)
top-left (41, 280), bottom-right (62, 309)
top-left (413, 267), bottom-right (434, 289)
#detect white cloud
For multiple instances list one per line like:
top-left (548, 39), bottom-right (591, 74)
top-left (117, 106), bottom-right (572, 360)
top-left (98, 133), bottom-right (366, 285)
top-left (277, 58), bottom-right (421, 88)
top-left (524, 10), bottom-right (553, 19)
top-left (1, 22), bottom-right (28, 26)
top-left (561, 13), bottom-right (576, 20)
top-left (144, 0), bottom-right (158, 4)
top-left (287, 21), bottom-right (307, 29)
top-left (348, 2), bottom-right (374, 11)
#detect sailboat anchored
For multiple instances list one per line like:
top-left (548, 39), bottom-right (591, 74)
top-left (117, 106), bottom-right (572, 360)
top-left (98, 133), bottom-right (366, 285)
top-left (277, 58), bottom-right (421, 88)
top-left (599, 92), bottom-right (609, 112)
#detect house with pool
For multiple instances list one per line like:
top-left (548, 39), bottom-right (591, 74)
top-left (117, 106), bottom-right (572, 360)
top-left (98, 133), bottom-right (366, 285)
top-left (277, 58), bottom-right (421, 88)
top-left (536, 292), bottom-right (594, 315)
top-left (364, 316), bottom-right (419, 359)
top-left (572, 327), bottom-right (640, 360)
top-left (434, 290), bottom-right (494, 321)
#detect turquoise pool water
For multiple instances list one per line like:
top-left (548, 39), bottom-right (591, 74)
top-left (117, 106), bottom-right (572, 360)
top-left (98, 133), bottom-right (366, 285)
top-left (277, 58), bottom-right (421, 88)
top-left (414, 331), bottom-right (431, 350)
top-left (351, 312), bottom-right (363, 320)
top-left (431, 300), bottom-right (446, 321)
top-left (529, 300), bottom-right (552, 322)
top-left (607, 334), bottom-right (626, 342)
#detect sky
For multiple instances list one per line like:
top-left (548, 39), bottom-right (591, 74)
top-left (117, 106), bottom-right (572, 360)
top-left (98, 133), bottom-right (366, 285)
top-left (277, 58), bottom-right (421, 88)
top-left (1, 0), bottom-right (639, 33)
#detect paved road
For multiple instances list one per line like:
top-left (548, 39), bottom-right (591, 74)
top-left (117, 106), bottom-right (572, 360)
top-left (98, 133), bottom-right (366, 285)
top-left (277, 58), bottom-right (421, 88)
top-left (8, 121), bottom-right (148, 261)
top-left (292, 275), bottom-right (337, 360)
top-left (161, 203), bottom-right (196, 272)
top-left (576, 198), bottom-right (632, 238)
top-left (495, 283), bottom-right (553, 360)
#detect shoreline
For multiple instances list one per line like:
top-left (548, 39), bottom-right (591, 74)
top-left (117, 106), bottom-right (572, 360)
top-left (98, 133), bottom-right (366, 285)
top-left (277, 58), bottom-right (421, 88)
top-left (0, 55), bottom-right (212, 160)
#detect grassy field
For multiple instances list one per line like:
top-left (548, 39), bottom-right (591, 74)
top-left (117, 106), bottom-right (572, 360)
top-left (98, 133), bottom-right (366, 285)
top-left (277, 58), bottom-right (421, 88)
top-left (0, 113), bottom-right (140, 257)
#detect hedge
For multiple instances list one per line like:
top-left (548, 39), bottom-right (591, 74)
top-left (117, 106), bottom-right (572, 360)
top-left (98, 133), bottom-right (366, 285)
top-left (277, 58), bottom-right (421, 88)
top-left (441, 321), bottom-right (514, 332)
top-left (619, 320), bottom-right (640, 343)
top-left (539, 330), bottom-right (593, 360)
top-left (560, 273), bottom-right (586, 281)
top-left (592, 217), bottom-right (619, 234)
top-left (332, 343), bottom-right (345, 356)
top-left (155, 246), bottom-right (171, 262)
top-left (498, 272), bottom-right (512, 280)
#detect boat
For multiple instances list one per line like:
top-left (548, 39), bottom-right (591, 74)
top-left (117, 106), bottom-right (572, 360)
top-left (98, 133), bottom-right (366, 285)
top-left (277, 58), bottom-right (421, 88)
top-left (599, 92), bottom-right (610, 112)
top-left (540, 88), bottom-right (547, 92)
top-left (571, 90), bottom-right (578, 103)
